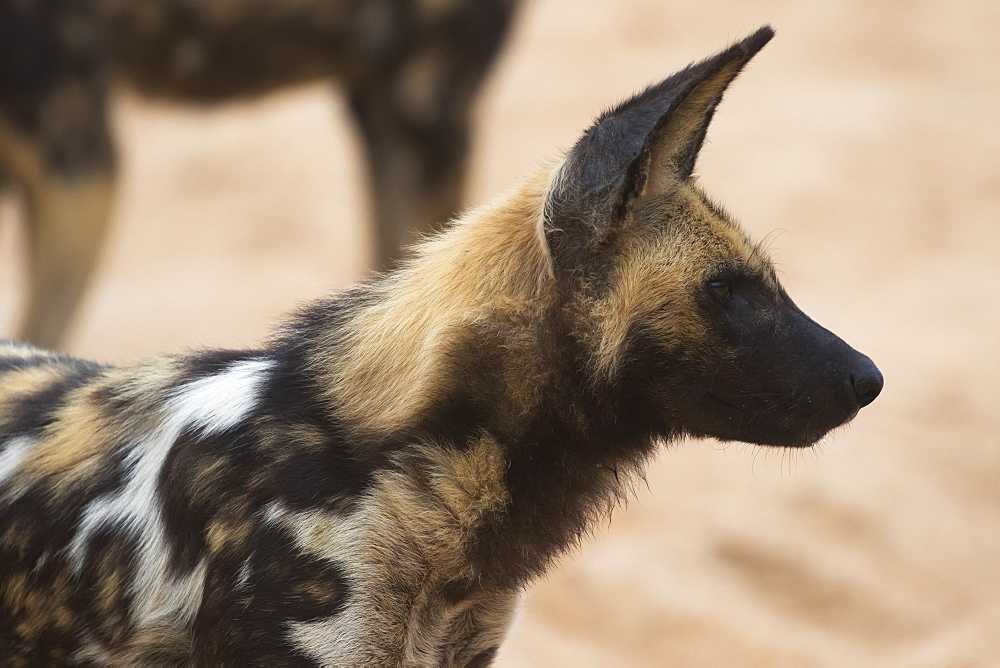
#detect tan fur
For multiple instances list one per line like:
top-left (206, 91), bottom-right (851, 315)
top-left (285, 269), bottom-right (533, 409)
top-left (0, 367), bottom-right (66, 411)
top-left (430, 435), bottom-right (509, 530)
top-left (578, 184), bottom-right (772, 380)
top-left (13, 394), bottom-right (110, 494)
top-left (204, 503), bottom-right (253, 554)
top-left (324, 169), bottom-right (556, 437)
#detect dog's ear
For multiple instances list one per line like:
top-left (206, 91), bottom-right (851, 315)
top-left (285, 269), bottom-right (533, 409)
top-left (544, 26), bottom-right (773, 271)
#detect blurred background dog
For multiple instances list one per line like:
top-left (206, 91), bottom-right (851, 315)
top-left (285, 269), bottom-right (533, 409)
top-left (0, 1), bottom-right (997, 665)
top-left (0, 0), bottom-right (517, 348)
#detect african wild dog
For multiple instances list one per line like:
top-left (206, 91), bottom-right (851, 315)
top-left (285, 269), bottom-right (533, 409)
top-left (0, 27), bottom-right (883, 664)
top-left (0, 0), bottom-right (517, 349)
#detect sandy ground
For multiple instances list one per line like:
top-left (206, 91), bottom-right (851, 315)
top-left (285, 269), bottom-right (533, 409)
top-left (2, 1), bottom-right (999, 665)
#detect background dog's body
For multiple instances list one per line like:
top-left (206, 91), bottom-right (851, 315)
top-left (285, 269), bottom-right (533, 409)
top-left (0, 29), bottom-right (882, 663)
top-left (0, 0), bottom-right (516, 348)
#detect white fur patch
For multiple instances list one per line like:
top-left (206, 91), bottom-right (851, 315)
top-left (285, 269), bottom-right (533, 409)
top-left (536, 164), bottom-right (560, 282)
top-left (277, 497), bottom-right (447, 665)
top-left (66, 358), bottom-right (274, 628)
top-left (236, 555), bottom-right (253, 590)
top-left (289, 614), bottom-right (368, 666)
top-left (0, 436), bottom-right (34, 487)
top-left (166, 358), bottom-right (276, 436)
top-left (264, 502), bottom-right (375, 664)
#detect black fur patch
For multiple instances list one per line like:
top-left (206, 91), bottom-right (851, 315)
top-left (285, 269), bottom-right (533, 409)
top-left (191, 524), bottom-right (348, 665)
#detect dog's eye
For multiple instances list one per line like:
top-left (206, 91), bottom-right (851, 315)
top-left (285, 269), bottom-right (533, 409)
top-left (708, 280), bottom-right (732, 301)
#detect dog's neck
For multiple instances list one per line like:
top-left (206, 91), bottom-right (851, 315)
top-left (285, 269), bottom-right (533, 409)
top-left (286, 167), bottom-right (660, 588)
top-left (314, 169), bottom-right (557, 440)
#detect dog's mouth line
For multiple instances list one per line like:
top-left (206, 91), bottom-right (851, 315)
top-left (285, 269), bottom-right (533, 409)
top-left (707, 394), bottom-right (742, 412)
top-left (702, 393), bottom-right (829, 448)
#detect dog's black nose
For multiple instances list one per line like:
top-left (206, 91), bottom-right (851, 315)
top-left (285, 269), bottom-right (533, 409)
top-left (851, 357), bottom-right (883, 408)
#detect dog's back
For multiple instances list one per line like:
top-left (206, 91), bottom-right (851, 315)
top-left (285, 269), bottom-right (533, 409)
top-left (0, 341), bottom-right (323, 662)
top-left (0, 334), bottom-right (512, 664)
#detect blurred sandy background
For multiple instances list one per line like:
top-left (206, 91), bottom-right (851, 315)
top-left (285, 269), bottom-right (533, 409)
top-left (2, 1), bottom-right (998, 665)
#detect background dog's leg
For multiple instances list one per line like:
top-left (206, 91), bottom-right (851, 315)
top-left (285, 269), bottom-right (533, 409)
top-left (348, 1), bottom-right (518, 270)
top-left (19, 169), bottom-right (113, 349)
top-left (348, 77), bottom-right (472, 271)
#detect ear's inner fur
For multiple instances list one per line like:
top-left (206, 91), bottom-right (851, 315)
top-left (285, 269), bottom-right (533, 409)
top-left (544, 26), bottom-right (774, 273)
top-left (639, 59), bottom-right (743, 197)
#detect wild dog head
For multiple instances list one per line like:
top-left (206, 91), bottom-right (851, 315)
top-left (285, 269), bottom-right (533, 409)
top-left (544, 26), bottom-right (882, 448)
